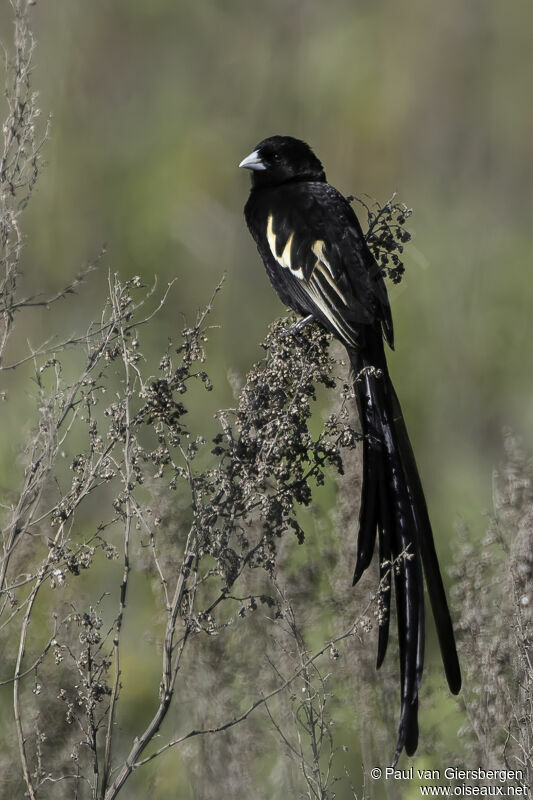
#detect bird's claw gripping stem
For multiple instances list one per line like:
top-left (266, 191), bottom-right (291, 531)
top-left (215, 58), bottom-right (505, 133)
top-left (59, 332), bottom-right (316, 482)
top-left (281, 314), bottom-right (314, 338)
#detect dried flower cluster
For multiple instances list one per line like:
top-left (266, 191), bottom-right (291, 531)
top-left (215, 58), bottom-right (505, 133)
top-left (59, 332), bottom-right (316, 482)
top-left (352, 193), bottom-right (413, 285)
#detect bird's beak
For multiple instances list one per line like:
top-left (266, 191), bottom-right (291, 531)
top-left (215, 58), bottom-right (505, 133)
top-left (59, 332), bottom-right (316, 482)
top-left (239, 150), bottom-right (267, 171)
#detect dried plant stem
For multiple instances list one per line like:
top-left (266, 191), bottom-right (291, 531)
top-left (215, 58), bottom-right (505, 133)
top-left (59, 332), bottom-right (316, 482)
top-left (103, 538), bottom-right (195, 799)
top-left (100, 282), bottom-right (135, 798)
top-left (13, 576), bottom-right (41, 800)
top-left (132, 603), bottom-right (367, 771)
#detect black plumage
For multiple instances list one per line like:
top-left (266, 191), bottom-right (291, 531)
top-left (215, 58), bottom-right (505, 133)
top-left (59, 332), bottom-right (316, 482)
top-left (240, 135), bottom-right (461, 764)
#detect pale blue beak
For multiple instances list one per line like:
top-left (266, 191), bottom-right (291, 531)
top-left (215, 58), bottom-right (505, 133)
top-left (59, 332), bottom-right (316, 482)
top-left (239, 150), bottom-right (267, 171)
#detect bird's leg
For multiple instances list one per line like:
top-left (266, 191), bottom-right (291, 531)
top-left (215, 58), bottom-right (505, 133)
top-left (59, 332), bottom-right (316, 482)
top-left (293, 314), bottom-right (315, 332)
top-left (281, 314), bottom-right (314, 337)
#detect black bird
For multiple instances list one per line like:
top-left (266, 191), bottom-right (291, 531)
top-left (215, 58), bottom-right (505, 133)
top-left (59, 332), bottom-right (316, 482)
top-left (239, 135), bottom-right (461, 764)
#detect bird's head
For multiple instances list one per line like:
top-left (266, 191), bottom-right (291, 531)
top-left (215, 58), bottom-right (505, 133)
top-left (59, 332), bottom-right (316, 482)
top-left (239, 135), bottom-right (325, 188)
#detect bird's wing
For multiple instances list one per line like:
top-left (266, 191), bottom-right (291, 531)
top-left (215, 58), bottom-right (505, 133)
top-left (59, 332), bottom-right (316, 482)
top-left (262, 183), bottom-right (393, 349)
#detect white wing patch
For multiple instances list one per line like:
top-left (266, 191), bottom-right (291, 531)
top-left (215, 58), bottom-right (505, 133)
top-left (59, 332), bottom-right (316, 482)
top-left (266, 214), bottom-right (277, 258)
top-left (266, 215), bottom-right (357, 347)
top-left (311, 240), bottom-right (347, 305)
top-left (306, 280), bottom-right (357, 346)
top-left (309, 240), bottom-right (355, 345)
top-left (266, 214), bottom-right (304, 279)
top-left (311, 241), bottom-right (330, 275)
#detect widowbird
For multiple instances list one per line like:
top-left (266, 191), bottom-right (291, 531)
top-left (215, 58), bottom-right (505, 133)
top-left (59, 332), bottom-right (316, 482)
top-left (239, 135), bottom-right (461, 764)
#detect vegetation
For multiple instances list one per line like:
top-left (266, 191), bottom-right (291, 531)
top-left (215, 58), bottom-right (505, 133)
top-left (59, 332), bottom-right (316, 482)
top-left (0, 2), bottom-right (531, 798)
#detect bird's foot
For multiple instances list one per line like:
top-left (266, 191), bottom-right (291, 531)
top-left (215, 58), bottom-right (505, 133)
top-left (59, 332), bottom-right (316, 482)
top-left (280, 314), bottom-right (314, 339)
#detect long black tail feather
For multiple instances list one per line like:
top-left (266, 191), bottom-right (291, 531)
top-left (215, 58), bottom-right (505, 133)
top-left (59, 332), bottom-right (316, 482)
top-left (389, 384), bottom-right (462, 695)
top-left (349, 338), bottom-right (461, 765)
top-left (376, 460), bottom-right (393, 669)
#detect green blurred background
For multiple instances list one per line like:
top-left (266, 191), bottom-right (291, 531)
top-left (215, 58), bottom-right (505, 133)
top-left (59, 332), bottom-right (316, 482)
top-left (1, 0), bottom-right (532, 796)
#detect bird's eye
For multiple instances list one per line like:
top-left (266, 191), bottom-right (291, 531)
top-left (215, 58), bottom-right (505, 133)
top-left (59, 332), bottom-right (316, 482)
top-left (272, 153), bottom-right (281, 164)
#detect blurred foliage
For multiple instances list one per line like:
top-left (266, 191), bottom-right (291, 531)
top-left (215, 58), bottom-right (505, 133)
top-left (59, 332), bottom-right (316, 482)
top-left (0, 0), bottom-right (532, 797)
top-left (451, 430), bottom-right (532, 785)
